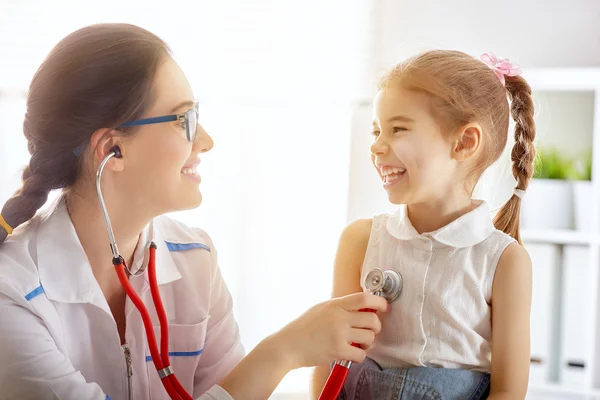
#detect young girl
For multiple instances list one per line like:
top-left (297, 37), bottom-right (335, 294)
top-left (311, 50), bottom-right (535, 399)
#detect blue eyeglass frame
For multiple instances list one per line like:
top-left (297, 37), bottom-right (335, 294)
top-left (73, 101), bottom-right (199, 157)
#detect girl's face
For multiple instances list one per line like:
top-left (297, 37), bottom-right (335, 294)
top-left (371, 87), bottom-right (462, 205)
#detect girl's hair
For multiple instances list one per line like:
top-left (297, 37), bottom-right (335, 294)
top-left (379, 50), bottom-right (536, 244)
top-left (0, 23), bottom-right (171, 245)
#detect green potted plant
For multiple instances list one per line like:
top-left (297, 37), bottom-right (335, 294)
top-left (521, 147), bottom-right (575, 230)
top-left (572, 148), bottom-right (593, 232)
top-left (532, 147), bottom-right (579, 180)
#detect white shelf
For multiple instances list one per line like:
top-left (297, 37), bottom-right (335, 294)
top-left (529, 381), bottom-right (600, 397)
top-left (513, 69), bottom-right (600, 396)
top-left (522, 229), bottom-right (598, 245)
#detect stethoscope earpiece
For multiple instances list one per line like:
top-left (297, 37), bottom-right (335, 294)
top-left (111, 145), bottom-right (122, 158)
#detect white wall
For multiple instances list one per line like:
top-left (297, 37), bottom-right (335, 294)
top-left (374, 0), bottom-right (600, 76)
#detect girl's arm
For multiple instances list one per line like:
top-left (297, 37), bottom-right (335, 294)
top-left (310, 219), bottom-right (375, 399)
top-left (489, 243), bottom-right (532, 400)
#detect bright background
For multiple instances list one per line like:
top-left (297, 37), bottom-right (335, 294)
top-left (1, 1), bottom-right (600, 398)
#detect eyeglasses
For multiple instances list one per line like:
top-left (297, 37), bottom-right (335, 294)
top-left (72, 101), bottom-right (200, 157)
top-left (118, 101), bottom-right (199, 143)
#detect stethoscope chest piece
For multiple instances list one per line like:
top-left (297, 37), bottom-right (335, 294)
top-left (318, 267), bottom-right (404, 400)
top-left (364, 268), bottom-right (403, 303)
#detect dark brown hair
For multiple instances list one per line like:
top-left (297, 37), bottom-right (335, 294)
top-left (380, 50), bottom-right (536, 244)
top-left (0, 23), bottom-right (171, 244)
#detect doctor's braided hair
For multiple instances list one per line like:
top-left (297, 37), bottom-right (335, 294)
top-left (0, 23), bottom-right (170, 244)
top-left (378, 50), bottom-right (536, 244)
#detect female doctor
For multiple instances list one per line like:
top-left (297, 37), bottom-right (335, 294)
top-left (0, 23), bottom-right (386, 400)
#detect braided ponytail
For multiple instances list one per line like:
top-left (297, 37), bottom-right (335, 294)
top-left (493, 75), bottom-right (537, 244)
top-left (0, 149), bottom-right (80, 243)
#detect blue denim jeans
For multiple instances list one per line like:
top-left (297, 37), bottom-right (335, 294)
top-left (338, 357), bottom-right (490, 400)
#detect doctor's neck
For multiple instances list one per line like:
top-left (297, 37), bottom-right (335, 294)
top-left (65, 183), bottom-right (154, 277)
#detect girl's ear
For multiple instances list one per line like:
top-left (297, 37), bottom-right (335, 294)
top-left (452, 123), bottom-right (482, 161)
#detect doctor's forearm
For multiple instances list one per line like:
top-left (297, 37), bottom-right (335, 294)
top-left (219, 335), bottom-right (293, 399)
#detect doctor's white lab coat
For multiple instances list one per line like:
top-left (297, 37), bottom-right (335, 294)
top-left (0, 198), bottom-right (245, 399)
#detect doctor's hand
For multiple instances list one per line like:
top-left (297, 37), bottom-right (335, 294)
top-left (270, 292), bottom-right (388, 370)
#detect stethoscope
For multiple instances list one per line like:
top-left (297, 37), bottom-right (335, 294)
top-left (97, 147), bottom-right (194, 400)
top-left (98, 146), bottom-right (403, 400)
top-left (318, 268), bottom-right (403, 400)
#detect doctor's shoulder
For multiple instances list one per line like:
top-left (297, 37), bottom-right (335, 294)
top-left (153, 215), bottom-right (217, 269)
top-left (0, 213), bottom-right (46, 302)
top-left (154, 215), bottom-right (214, 250)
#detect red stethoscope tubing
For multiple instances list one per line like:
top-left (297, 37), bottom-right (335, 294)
top-left (98, 149), bottom-right (192, 399)
top-left (113, 243), bottom-right (193, 400)
top-left (318, 363), bottom-right (349, 400)
top-left (318, 308), bottom-right (377, 400)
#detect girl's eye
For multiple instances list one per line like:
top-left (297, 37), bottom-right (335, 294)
top-left (371, 130), bottom-right (380, 138)
top-left (393, 127), bottom-right (407, 133)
